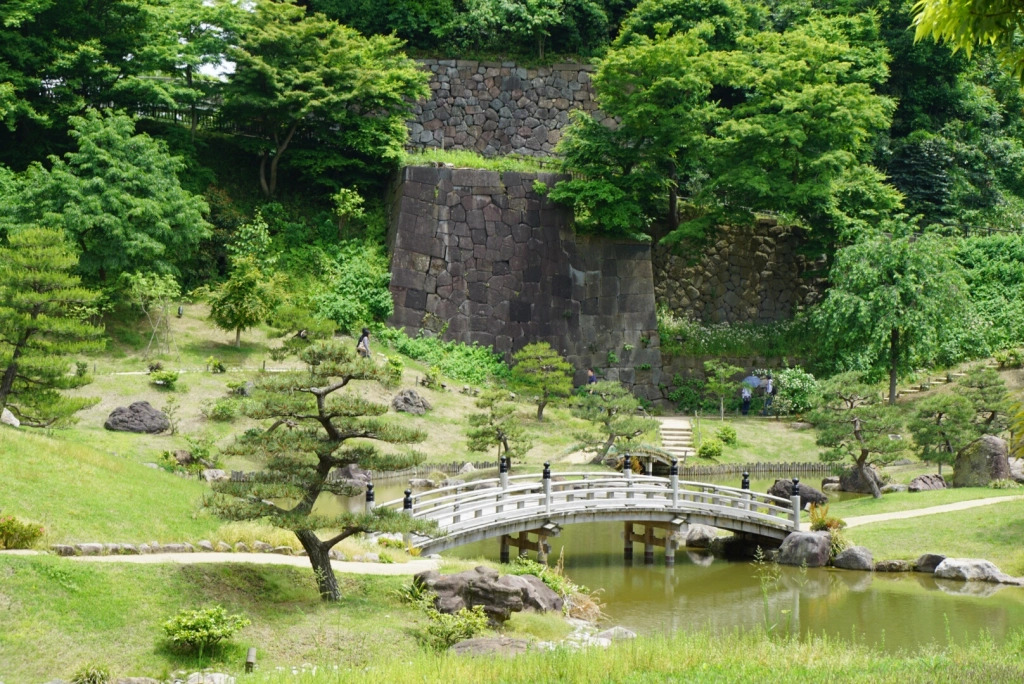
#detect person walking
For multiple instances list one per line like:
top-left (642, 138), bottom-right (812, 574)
top-left (741, 385), bottom-right (751, 415)
top-left (356, 328), bottom-right (371, 358)
top-left (761, 375), bottom-right (774, 415)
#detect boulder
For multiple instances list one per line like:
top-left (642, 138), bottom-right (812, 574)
top-left (934, 558), bottom-right (1022, 584)
top-left (908, 474), bottom-right (946, 492)
top-left (409, 478), bottom-right (436, 488)
top-left (839, 466), bottom-right (884, 495)
top-left (833, 546), bottom-right (873, 571)
top-left (595, 626), bottom-right (637, 641)
top-left (679, 524), bottom-right (718, 549)
top-left (103, 401), bottom-right (169, 434)
top-left (198, 540), bottom-right (215, 552)
top-left (416, 566), bottom-right (545, 625)
top-left (215, 541), bottom-right (232, 553)
top-left (874, 560), bottom-right (913, 572)
top-left (1, 407), bottom-right (19, 428)
top-left (767, 479), bottom-right (828, 509)
top-left (952, 436), bottom-right (1011, 487)
top-left (51, 544), bottom-right (75, 556)
top-left (76, 543), bottom-right (103, 556)
top-left (777, 531), bottom-right (831, 568)
top-left (881, 484), bottom-right (908, 494)
top-left (252, 541), bottom-right (273, 552)
top-left (233, 542), bottom-right (250, 553)
top-left (235, 381), bottom-right (256, 397)
top-left (202, 469), bottom-right (228, 483)
top-left (185, 673), bottom-right (234, 684)
top-left (1010, 458), bottom-right (1024, 484)
top-left (459, 462), bottom-right (477, 475)
top-left (821, 476), bottom-right (840, 488)
top-left (449, 636), bottom-right (530, 656)
top-left (441, 478), bottom-right (467, 488)
top-left (392, 388), bottom-right (432, 415)
top-left (914, 553), bottom-right (947, 573)
top-left (496, 574), bottom-right (563, 612)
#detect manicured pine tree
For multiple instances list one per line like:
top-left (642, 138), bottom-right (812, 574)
top-left (465, 389), bottom-right (533, 462)
top-left (0, 227), bottom-right (104, 426)
top-left (572, 380), bottom-right (658, 464)
top-left (510, 341), bottom-right (573, 421)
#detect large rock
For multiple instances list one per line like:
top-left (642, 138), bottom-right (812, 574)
top-left (952, 436), bottom-right (1011, 487)
top-left (767, 479), bottom-right (828, 509)
top-left (934, 558), bottom-right (1022, 584)
top-left (415, 566), bottom-right (525, 624)
top-left (833, 546), bottom-right (873, 571)
top-left (681, 524), bottom-right (719, 549)
top-left (914, 553), bottom-right (947, 573)
top-left (449, 636), bottom-right (530, 656)
top-left (839, 466), bottom-right (884, 495)
top-left (777, 531), bottom-right (831, 568)
top-left (104, 401), bottom-right (169, 434)
top-left (1, 407), bottom-right (19, 428)
top-left (392, 388), bottom-right (432, 415)
top-left (1010, 458), bottom-right (1024, 484)
top-left (874, 559), bottom-right (913, 573)
top-left (908, 474), bottom-right (946, 492)
top-left (496, 574), bottom-right (563, 612)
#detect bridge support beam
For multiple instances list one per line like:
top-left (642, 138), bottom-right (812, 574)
top-left (624, 521), bottom-right (683, 566)
top-left (499, 526), bottom-right (559, 564)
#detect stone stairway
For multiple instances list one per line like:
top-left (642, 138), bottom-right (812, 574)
top-left (657, 417), bottom-right (695, 462)
top-left (896, 371), bottom-right (966, 397)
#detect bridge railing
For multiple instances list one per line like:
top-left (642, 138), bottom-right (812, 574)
top-left (377, 470), bottom-right (799, 533)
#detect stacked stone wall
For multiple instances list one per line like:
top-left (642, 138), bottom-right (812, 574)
top-left (406, 59), bottom-right (606, 157)
top-left (653, 218), bottom-right (826, 325)
top-left (388, 166), bottom-right (662, 399)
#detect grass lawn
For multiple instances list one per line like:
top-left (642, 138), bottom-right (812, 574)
top-left (828, 487), bottom-right (1021, 518)
top-left (691, 415), bottom-right (822, 464)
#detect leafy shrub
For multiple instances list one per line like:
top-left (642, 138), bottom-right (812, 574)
top-left (147, 361), bottom-right (163, 373)
top-left (309, 241), bottom-right (394, 332)
top-left (990, 478), bottom-right (1022, 489)
top-left (70, 663), bottom-right (111, 684)
top-left (202, 398), bottom-right (237, 422)
top-left (375, 327), bottom-right (509, 384)
top-left (994, 348), bottom-right (1024, 369)
top-left (715, 425), bottom-right (738, 445)
top-left (149, 370), bottom-right (179, 389)
top-left (808, 503), bottom-right (847, 531)
top-left (658, 308), bottom-right (809, 358)
top-left (0, 513), bottom-right (45, 549)
top-left (696, 437), bottom-right (724, 460)
top-left (421, 603), bottom-right (489, 651)
top-left (162, 606), bottom-right (250, 653)
top-left (667, 374), bottom-right (715, 413)
top-left (771, 366), bottom-right (820, 416)
top-left (205, 356), bottom-right (227, 373)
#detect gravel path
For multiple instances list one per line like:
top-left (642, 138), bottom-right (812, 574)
top-left (800, 494), bottom-right (1024, 531)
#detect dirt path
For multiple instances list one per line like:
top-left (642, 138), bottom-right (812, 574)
top-left (800, 495), bottom-right (1024, 531)
top-left (2, 550), bottom-right (440, 575)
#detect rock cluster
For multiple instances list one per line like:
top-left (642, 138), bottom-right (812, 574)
top-left (392, 388), bottom-right (432, 415)
top-left (104, 401), bottom-right (169, 434)
top-left (414, 565), bottom-right (562, 625)
top-left (407, 60), bottom-right (605, 157)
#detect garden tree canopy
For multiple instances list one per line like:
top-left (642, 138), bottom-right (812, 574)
top-left (465, 389), bottom-right (533, 461)
top-left (208, 255), bottom-right (283, 347)
top-left (0, 110), bottom-right (211, 283)
top-left (465, 0), bottom-right (567, 59)
top-left (210, 339), bottom-right (432, 602)
top-left (913, 0), bottom-right (1024, 80)
top-left (812, 372), bottom-right (907, 498)
top-left (119, 272), bottom-right (182, 356)
top-left (813, 225), bottom-right (968, 405)
top-left (220, 0), bottom-right (429, 196)
top-left (571, 380), bottom-right (658, 464)
top-left (958, 365), bottom-right (1011, 432)
top-left (0, 227), bottom-right (104, 427)
top-left (907, 393), bottom-right (975, 473)
top-left (703, 360), bottom-right (743, 421)
top-left (509, 342), bottom-right (573, 421)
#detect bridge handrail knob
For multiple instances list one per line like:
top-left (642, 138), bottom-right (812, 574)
top-left (500, 455), bottom-right (509, 474)
top-left (403, 489), bottom-right (413, 511)
top-left (670, 459), bottom-right (679, 476)
top-left (543, 462), bottom-right (551, 480)
top-left (623, 454), bottom-right (631, 473)
top-left (792, 477), bottom-right (800, 492)
top-left (365, 483), bottom-right (375, 503)
top-left (742, 471), bottom-right (750, 490)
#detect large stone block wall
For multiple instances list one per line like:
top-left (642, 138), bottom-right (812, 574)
top-left (653, 218), bottom-right (826, 324)
top-left (388, 166), bottom-right (662, 399)
top-left (406, 59), bottom-right (607, 157)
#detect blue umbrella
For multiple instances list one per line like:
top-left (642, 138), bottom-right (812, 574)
top-left (742, 375), bottom-right (762, 388)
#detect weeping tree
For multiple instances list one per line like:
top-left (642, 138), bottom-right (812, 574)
top-left (572, 380), bottom-right (659, 464)
top-left (812, 372), bottom-right (907, 498)
top-left (208, 339), bottom-right (433, 601)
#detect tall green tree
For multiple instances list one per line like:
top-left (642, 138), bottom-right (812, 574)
top-left (0, 110), bottom-right (211, 283)
top-left (465, 389), bottom-right (533, 461)
top-left (208, 256), bottom-right (282, 348)
top-left (0, 227), bottom-right (104, 426)
top-left (812, 372), bottom-right (906, 498)
top-left (907, 393), bottom-right (975, 474)
top-left (703, 360), bottom-right (743, 421)
top-left (913, 0), bottom-right (1024, 80)
top-left (210, 339), bottom-right (431, 601)
top-left (572, 380), bottom-right (658, 463)
top-left (221, 0), bottom-right (429, 195)
top-left (813, 226), bottom-right (968, 404)
top-left (958, 365), bottom-right (1011, 432)
top-left (510, 342), bottom-right (573, 421)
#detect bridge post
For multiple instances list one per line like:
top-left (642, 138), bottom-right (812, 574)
top-left (742, 471), bottom-right (750, 490)
top-left (402, 488), bottom-right (413, 545)
top-left (790, 477), bottom-right (801, 530)
top-left (500, 535), bottom-right (510, 564)
top-left (499, 455), bottom-right (509, 489)
top-left (543, 462), bottom-right (552, 515)
top-left (623, 523), bottom-right (633, 563)
top-left (643, 526), bottom-right (655, 565)
top-left (364, 483), bottom-right (375, 514)
top-left (624, 455), bottom-right (633, 500)
top-left (670, 459), bottom-right (679, 506)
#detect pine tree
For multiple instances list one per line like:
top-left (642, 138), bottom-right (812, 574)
top-left (465, 389), bottom-right (532, 461)
top-left (0, 227), bottom-right (104, 426)
top-left (571, 380), bottom-right (658, 464)
top-left (510, 342), bottom-right (573, 421)
top-left (208, 339), bottom-right (432, 601)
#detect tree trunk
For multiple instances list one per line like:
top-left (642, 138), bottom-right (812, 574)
top-left (888, 327), bottom-right (899, 405)
top-left (719, 397), bottom-right (724, 422)
top-left (296, 530), bottom-right (341, 601)
top-left (858, 457), bottom-right (882, 499)
top-left (668, 163), bottom-right (679, 231)
top-left (259, 154), bottom-right (270, 197)
top-left (0, 331), bottom-right (28, 408)
top-left (537, 401), bottom-right (546, 421)
top-left (235, 328), bottom-right (241, 347)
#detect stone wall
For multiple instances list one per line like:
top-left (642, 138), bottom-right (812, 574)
top-left (653, 218), bottom-right (826, 324)
top-left (406, 59), bottom-right (606, 157)
top-left (388, 166), bottom-right (662, 399)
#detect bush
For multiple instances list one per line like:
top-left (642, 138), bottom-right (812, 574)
top-left (162, 606), bottom-right (250, 653)
top-left (994, 348), bottom-right (1024, 369)
top-left (808, 503), bottom-right (847, 531)
top-left (422, 603), bottom-right (489, 650)
top-left (715, 425), bottom-right (738, 445)
top-left (0, 513), bottom-right (45, 549)
top-left (990, 478), bottom-right (1022, 489)
top-left (374, 327), bottom-right (509, 384)
top-left (149, 370), bottom-right (179, 389)
top-left (205, 356), bottom-right (227, 373)
top-left (696, 437), bottom-right (724, 460)
top-left (771, 366), bottom-right (819, 415)
top-left (203, 398), bottom-right (237, 422)
top-left (70, 663), bottom-right (111, 684)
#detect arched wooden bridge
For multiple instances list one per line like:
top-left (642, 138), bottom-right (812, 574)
top-left (375, 464), bottom-right (801, 564)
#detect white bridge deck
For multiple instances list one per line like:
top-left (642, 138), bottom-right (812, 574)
top-left (377, 471), bottom-right (800, 555)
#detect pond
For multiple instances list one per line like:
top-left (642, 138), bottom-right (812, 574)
top-left (331, 474), bottom-right (1024, 652)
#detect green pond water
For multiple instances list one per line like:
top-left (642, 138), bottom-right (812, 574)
top-left (334, 476), bottom-right (1024, 652)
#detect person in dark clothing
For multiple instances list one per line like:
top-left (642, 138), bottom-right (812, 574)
top-left (586, 368), bottom-right (597, 384)
top-left (741, 385), bottom-right (751, 415)
top-left (356, 328), bottom-right (371, 358)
